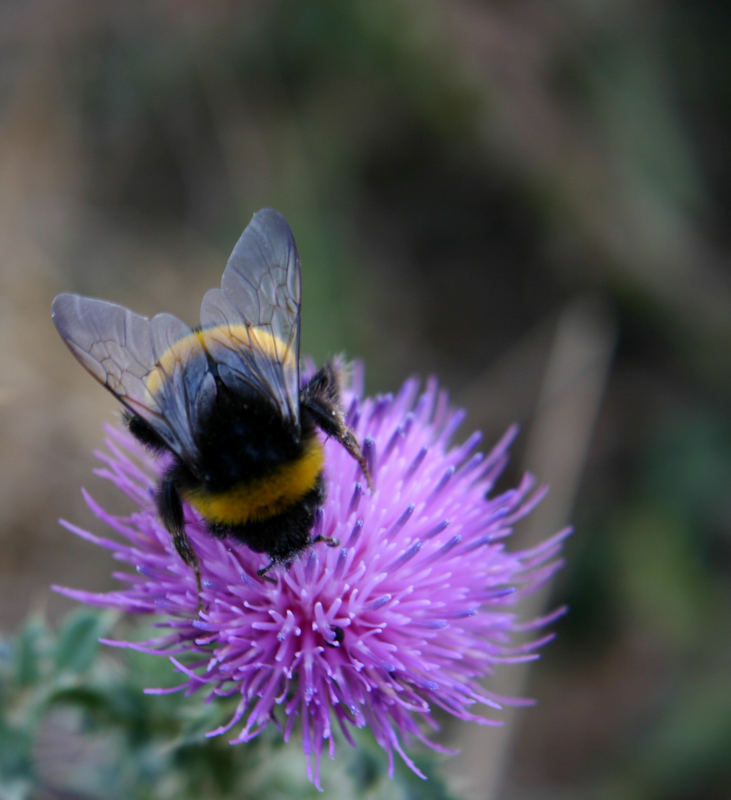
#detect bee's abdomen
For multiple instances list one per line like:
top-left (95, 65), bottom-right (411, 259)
top-left (185, 434), bottom-right (324, 526)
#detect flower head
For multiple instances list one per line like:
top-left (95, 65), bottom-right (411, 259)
top-left (55, 366), bottom-right (568, 789)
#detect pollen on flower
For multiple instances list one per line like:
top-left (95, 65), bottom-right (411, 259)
top-left (54, 365), bottom-right (569, 790)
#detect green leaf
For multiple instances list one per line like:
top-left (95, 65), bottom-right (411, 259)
top-left (0, 720), bottom-right (34, 794)
top-left (12, 617), bottom-right (47, 688)
top-left (53, 610), bottom-right (113, 675)
top-left (347, 744), bottom-right (381, 792)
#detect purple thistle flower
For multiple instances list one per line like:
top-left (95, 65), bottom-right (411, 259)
top-left (54, 365), bottom-right (569, 789)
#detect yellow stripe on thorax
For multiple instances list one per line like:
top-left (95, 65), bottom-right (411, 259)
top-left (184, 436), bottom-right (324, 525)
top-left (145, 324), bottom-right (295, 398)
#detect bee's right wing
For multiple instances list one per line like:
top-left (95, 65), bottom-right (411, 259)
top-left (51, 293), bottom-right (210, 462)
top-left (199, 208), bottom-right (302, 426)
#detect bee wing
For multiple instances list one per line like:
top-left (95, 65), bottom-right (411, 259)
top-left (199, 208), bottom-right (302, 425)
top-left (51, 293), bottom-right (210, 461)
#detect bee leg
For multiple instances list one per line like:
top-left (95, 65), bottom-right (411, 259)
top-left (311, 534), bottom-right (339, 548)
top-left (157, 475), bottom-right (203, 605)
top-left (301, 361), bottom-right (373, 490)
top-left (124, 411), bottom-right (170, 454)
top-left (256, 559), bottom-right (278, 583)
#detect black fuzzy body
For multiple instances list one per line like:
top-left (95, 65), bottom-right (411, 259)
top-left (126, 381), bottom-right (325, 572)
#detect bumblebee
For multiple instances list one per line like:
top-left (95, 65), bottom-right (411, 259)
top-left (52, 208), bottom-right (370, 596)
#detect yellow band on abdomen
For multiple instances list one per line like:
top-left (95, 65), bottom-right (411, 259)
top-left (185, 436), bottom-right (324, 526)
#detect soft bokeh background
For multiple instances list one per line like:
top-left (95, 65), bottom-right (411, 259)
top-left (1, 2), bottom-right (729, 798)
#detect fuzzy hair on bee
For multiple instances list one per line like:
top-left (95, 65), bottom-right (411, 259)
top-left (51, 208), bottom-right (371, 599)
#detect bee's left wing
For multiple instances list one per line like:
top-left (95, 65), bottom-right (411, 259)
top-left (199, 208), bottom-right (302, 425)
top-left (51, 293), bottom-right (211, 462)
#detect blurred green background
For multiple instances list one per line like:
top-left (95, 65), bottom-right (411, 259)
top-left (1, 2), bottom-right (729, 798)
